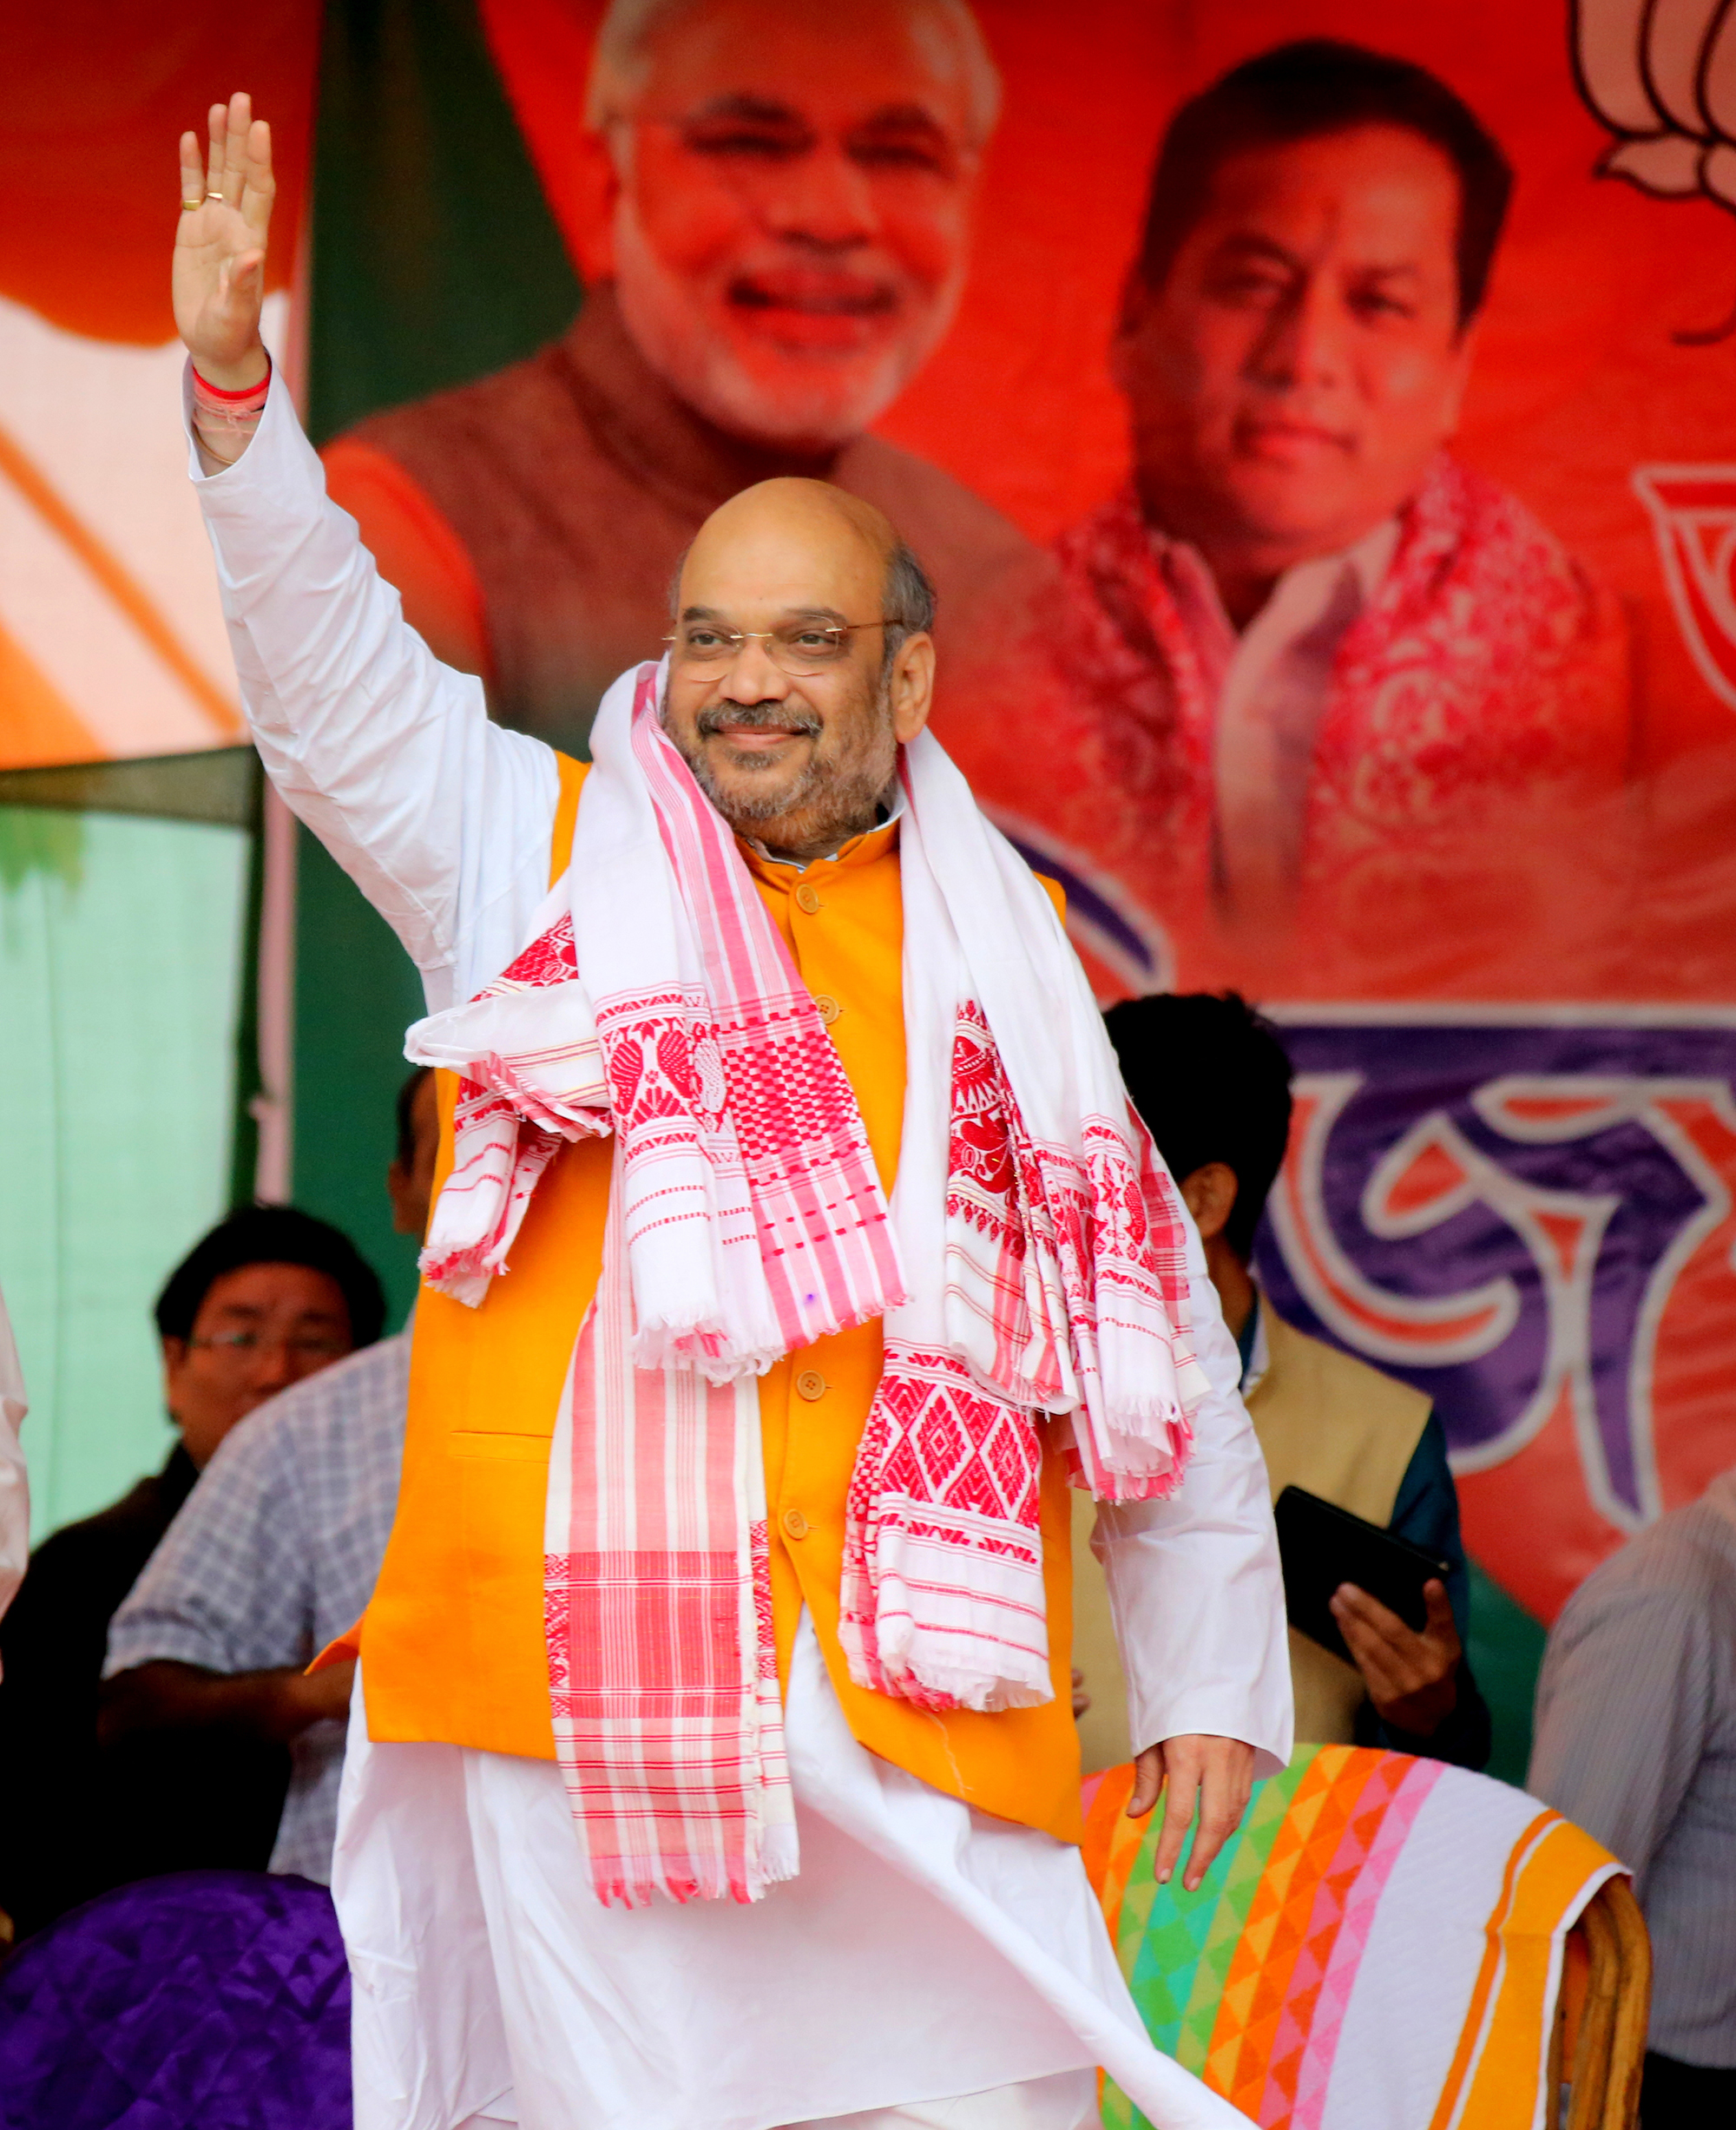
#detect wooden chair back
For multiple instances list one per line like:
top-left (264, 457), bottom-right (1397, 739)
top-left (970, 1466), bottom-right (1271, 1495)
top-left (1554, 1876), bottom-right (1651, 2130)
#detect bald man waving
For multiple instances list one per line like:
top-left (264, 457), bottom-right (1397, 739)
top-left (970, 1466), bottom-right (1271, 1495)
top-left (175, 96), bottom-right (1287, 2130)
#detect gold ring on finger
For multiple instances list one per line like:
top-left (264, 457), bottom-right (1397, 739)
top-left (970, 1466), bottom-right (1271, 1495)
top-left (181, 199), bottom-right (203, 213)
top-left (205, 191), bottom-right (226, 203)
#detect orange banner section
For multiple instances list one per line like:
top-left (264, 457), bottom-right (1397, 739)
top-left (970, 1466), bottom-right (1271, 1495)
top-left (0, 3), bottom-right (315, 346)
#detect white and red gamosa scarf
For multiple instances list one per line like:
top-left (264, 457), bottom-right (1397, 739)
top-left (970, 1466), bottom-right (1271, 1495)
top-left (406, 661), bottom-right (1209, 1908)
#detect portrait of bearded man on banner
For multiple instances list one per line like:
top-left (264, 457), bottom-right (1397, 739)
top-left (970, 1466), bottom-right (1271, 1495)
top-left (321, 0), bottom-right (1049, 756)
top-left (951, 38), bottom-right (1634, 999)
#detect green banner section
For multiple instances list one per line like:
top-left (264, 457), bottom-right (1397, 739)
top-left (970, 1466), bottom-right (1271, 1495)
top-left (1465, 1558), bottom-right (1548, 1787)
top-left (290, 825), bottom-right (427, 1326)
top-left (0, 807), bottom-right (248, 1538)
top-left (293, 0), bottom-right (582, 1298)
top-left (307, 0), bottom-right (582, 445)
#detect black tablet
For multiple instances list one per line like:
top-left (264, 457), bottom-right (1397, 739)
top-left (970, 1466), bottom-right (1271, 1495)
top-left (1273, 1484), bottom-right (1450, 1667)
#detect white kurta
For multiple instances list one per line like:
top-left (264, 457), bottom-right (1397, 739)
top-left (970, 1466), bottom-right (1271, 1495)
top-left (341, 1621), bottom-right (1141, 2130)
top-left (190, 365), bottom-right (1291, 2130)
top-left (1151, 518), bottom-right (1398, 926)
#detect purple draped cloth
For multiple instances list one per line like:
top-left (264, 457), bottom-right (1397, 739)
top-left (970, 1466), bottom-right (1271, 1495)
top-left (0, 1870), bottom-right (350, 2129)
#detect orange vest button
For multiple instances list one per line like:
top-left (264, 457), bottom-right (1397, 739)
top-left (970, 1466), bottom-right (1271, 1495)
top-left (781, 1507), bottom-right (811, 1541)
top-left (813, 994), bottom-right (842, 1026)
top-left (795, 1368), bottom-right (827, 1402)
top-left (795, 883), bottom-right (823, 914)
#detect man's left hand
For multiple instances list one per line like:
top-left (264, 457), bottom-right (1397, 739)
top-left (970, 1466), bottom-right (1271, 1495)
top-left (1128, 1733), bottom-right (1255, 1891)
top-left (1330, 1577), bottom-right (1461, 1737)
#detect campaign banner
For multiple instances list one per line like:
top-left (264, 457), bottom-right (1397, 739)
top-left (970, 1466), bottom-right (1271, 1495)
top-left (306, 0), bottom-right (1736, 1009)
top-left (300, 0), bottom-right (1736, 1627)
top-left (10, 0), bottom-right (1736, 1660)
top-left (1258, 1013), bottom-right (1736, 1620)
top-left (0, 5), bottom-right (317, 770)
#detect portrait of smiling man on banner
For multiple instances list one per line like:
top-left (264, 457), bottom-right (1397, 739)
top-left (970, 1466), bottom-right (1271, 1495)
top-left (324, 0), bottom-right (1046, 756)
top-left (963, 38), bottom-right (1634, 998)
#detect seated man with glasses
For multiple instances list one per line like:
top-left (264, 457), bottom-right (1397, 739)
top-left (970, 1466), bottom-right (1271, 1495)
top-left (0, 1206), bottom-right (382, 1938)
top-left (100, 1071), bottom-right (439, 1891)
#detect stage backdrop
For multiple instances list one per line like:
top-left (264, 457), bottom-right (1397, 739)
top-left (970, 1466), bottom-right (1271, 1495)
top-left (10, 0), bottom-right (1736, 1778)
top-left (0, 7), bottom-right (321, 1530)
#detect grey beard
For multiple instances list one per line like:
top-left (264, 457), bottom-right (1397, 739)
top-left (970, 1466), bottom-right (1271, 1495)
top-left (664, 682), bottom-right (898, 851)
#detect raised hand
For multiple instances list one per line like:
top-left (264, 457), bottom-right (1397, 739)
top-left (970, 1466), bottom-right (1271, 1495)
top-left (174, 92), bottom-right (273, 390)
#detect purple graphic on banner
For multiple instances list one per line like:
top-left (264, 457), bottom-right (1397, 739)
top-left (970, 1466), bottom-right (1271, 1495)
top-left (1253, 1019), bottom-right (1736, 1533)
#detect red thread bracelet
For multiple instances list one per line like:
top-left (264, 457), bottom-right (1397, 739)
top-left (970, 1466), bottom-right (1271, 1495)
top-left (191, 358), bottom-right (272, 404)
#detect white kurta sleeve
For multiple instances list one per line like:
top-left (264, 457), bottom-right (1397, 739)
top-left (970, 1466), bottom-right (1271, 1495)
top-left (1092, 1220), bottom-right (1292, 1778)
top-left (187, 359), bottom-right (562, 1009)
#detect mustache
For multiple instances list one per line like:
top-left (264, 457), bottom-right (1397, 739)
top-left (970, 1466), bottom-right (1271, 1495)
top-left (694, 700), bottom-right (824, 742)
top-left (728, 271), bottom-right (901, 319)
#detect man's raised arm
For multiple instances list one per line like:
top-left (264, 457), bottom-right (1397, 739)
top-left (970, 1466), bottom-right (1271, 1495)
top-left (174, 95), bottom-right (559, 1009)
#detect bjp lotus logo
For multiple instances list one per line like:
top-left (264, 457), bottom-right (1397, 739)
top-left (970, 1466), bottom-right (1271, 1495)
top-left (1573, 0), bottom-right (1736, 210)
top-left (1632, 466), bottom-right (1736, 708)
top-left (1573, 10), bottom-right (1736, 707)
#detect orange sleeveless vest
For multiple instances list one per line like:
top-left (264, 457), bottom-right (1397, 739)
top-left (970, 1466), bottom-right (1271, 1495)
top-left (354, 756), bottom-right (1084, 1843)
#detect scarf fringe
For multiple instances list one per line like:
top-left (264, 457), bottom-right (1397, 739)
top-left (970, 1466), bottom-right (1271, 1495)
top-left (416, 1247), bottom-right (494, 1312)
top-left (584, 1819), bottom-right (802, 1910)
top-left (474, 1049), bottom-right (608, 1137)
top-left (630, 1285), bottom-right (896, 1384)
top-left (852, 1648), bottom-right (1055, 1715)
top-left (630, 1319), bottom-right (786, 1384)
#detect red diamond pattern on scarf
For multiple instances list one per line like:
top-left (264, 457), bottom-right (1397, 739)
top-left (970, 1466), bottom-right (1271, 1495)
top-left (491, 910), bottom-right (575, 988)
top-left (840, 1343), bottom-right (1048, 1711)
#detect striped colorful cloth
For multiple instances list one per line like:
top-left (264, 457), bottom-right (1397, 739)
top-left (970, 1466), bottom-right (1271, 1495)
top-left (1083, 1745), bottom-right (1622, 2130)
